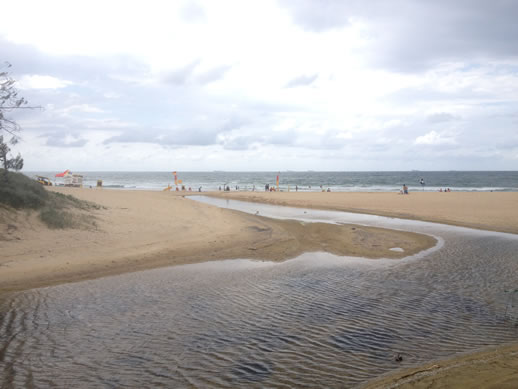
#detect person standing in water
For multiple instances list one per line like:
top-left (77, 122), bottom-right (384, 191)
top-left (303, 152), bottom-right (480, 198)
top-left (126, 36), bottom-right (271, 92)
top-left (420, 178), bottom-right (425, 191)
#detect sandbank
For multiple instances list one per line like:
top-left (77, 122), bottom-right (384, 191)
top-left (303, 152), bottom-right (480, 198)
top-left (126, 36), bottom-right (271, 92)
top-left (206, 191), bottom-right (518, 234)
top-left (0, 187), bottom-right (434, 293)
top-left (362, 342), bottom-right (518, 388)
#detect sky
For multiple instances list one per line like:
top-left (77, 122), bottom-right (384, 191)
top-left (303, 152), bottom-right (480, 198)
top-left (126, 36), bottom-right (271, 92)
top-left (1, 0), bottom-right (517, 171)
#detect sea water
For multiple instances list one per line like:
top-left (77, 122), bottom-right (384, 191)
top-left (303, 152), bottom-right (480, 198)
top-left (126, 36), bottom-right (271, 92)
top-left (1, 198), bottom-right (518, 388)
top-left (24, 170), bottom-right (518, 192)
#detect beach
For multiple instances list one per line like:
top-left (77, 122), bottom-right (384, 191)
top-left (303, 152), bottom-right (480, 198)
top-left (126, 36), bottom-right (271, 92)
top-left (2, 187), bottom-right (518, 387)
top-left (0, 187), bottom-right (436, 293)
top-left (362, 342), bottom-right (518, 389)
top-left (208, 190), bottom-right (518, 234)
top-left (2, 188), bottom-right (517, 292)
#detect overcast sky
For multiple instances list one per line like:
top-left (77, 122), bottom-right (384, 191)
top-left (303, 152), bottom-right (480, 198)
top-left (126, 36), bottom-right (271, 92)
top-left (2, 0), bottom-right (517, 171)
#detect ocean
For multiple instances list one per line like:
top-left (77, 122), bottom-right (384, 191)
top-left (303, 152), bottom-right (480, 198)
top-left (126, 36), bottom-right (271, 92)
top-left (25, 171), bottom-right (518, 192)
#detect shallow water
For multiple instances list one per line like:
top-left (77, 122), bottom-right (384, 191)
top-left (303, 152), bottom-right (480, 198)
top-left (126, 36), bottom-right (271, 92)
top-left (1, 198), bottom-right (518, 388)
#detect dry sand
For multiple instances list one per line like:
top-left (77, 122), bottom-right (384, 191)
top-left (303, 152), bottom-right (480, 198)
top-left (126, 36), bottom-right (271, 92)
top-left (207, 191), bottom-right (518, 234)
top-left (0, 187), bottom-right (434, 293)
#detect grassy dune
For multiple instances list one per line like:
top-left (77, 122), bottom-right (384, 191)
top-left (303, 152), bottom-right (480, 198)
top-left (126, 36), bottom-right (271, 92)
top-left (0, 170), bottom-right (100, 229)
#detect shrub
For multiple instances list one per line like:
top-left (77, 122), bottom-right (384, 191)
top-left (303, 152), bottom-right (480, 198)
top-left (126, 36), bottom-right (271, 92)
top-left (39, 207), bottom-right (75, 229)
top-left (0, 170), bottom-right (100, 229)
top-left (0, 170), bottom-right (49, 209)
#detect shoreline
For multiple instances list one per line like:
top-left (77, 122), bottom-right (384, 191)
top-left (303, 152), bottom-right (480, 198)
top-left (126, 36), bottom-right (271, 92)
top-left (361, 341), bottom-right (518, 388)
top-left (203, 191), bottom-right (518, 235)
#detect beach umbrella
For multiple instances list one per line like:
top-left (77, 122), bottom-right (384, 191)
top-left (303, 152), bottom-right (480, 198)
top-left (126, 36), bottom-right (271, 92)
top-left (55, 169), bottom-right (70, 177)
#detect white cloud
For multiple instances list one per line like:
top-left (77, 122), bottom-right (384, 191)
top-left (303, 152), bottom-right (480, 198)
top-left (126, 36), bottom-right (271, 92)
top-left (415, 131), bottom-right (456, 146)
top-left (1, 1), bottom-right (517, 170)
top-left (61, 104), bottom-right (104, 114)
top-left (19, 74), bottom-right (72, 89)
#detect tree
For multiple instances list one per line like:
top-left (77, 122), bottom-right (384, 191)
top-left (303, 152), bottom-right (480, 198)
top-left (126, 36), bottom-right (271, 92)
top-left (0, 62), bottom-right (29, 181)
top-left (0, 135), bottom-right (23, 174)
top-left (1, 63), bottom-right (27, 140)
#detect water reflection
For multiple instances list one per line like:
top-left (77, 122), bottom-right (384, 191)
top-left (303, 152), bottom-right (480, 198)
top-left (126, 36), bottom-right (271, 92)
top-left (1, 199), bottom-right (518, 388)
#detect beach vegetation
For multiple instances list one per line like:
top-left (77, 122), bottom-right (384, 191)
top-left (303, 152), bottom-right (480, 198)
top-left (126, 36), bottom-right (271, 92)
top-left (0, 170), bottom-right (100, 229)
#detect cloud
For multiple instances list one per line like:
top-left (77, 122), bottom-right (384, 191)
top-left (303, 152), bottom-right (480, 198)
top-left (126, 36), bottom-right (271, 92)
top-left (279, 0), bottom-right (353, 32)
top-left (44, 132), bottom-right (88, 148)
top-left (19, 74), bottom-right (72, 89)
top-left (163, 61), bottom-right (231, 85)
top-left (284, 74), bottom-right (318, 88)
top-left (426, 112), bottom-right (458, 123)
top-left (163, 59), bottom-right (201, 85)
top-left (180, 2), bottom-right (206, 23)
top-left (281, 0), bottom-right (518, 72)
top-left (195, 64), bottom-right (232, 84)
top-left (415, 130), bottom-right (456, 146)
top-left (2, 3), bottom-right (517, 170)
top-left (104, 127), bottom-right (220, 146)
top-left (61, 104), bottom-right (104, 114)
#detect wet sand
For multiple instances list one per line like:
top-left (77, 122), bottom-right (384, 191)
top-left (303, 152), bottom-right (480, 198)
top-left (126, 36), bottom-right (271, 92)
top-left (0, 187), bottom-right (434, 293)
top-left (207, 191), bottom-right (518, 234)
top-left (362, 342), bottom-right (518, 389)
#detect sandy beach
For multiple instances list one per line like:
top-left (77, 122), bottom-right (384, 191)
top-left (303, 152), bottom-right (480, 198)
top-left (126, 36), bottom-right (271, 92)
top-left (2, 188), bottom-right (517, 292)
top-left (207, 191), bottom-right (518, 234)
top-left (362, 342), bottom-right (518, 389)
top-left (0, 187), bottom-right (435, 293)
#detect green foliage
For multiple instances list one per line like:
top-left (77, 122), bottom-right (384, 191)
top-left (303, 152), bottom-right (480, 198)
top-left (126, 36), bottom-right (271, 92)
top-left (0, 170), bottom-right (48, 208)
top-left (39, 207), bottom-right (75, 229)
top-left (0, 170), bottom-right (99, 229)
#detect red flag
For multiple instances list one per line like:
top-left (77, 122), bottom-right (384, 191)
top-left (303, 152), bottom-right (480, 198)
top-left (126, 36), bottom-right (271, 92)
top-left (55, 169), bottom-right (70, 177)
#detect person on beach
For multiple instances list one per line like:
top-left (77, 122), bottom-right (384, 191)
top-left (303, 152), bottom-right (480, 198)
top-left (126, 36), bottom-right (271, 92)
top-left (295, 185), bottom-right (298, 191)
top-left (403, 184), bottom-right (408, 194)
